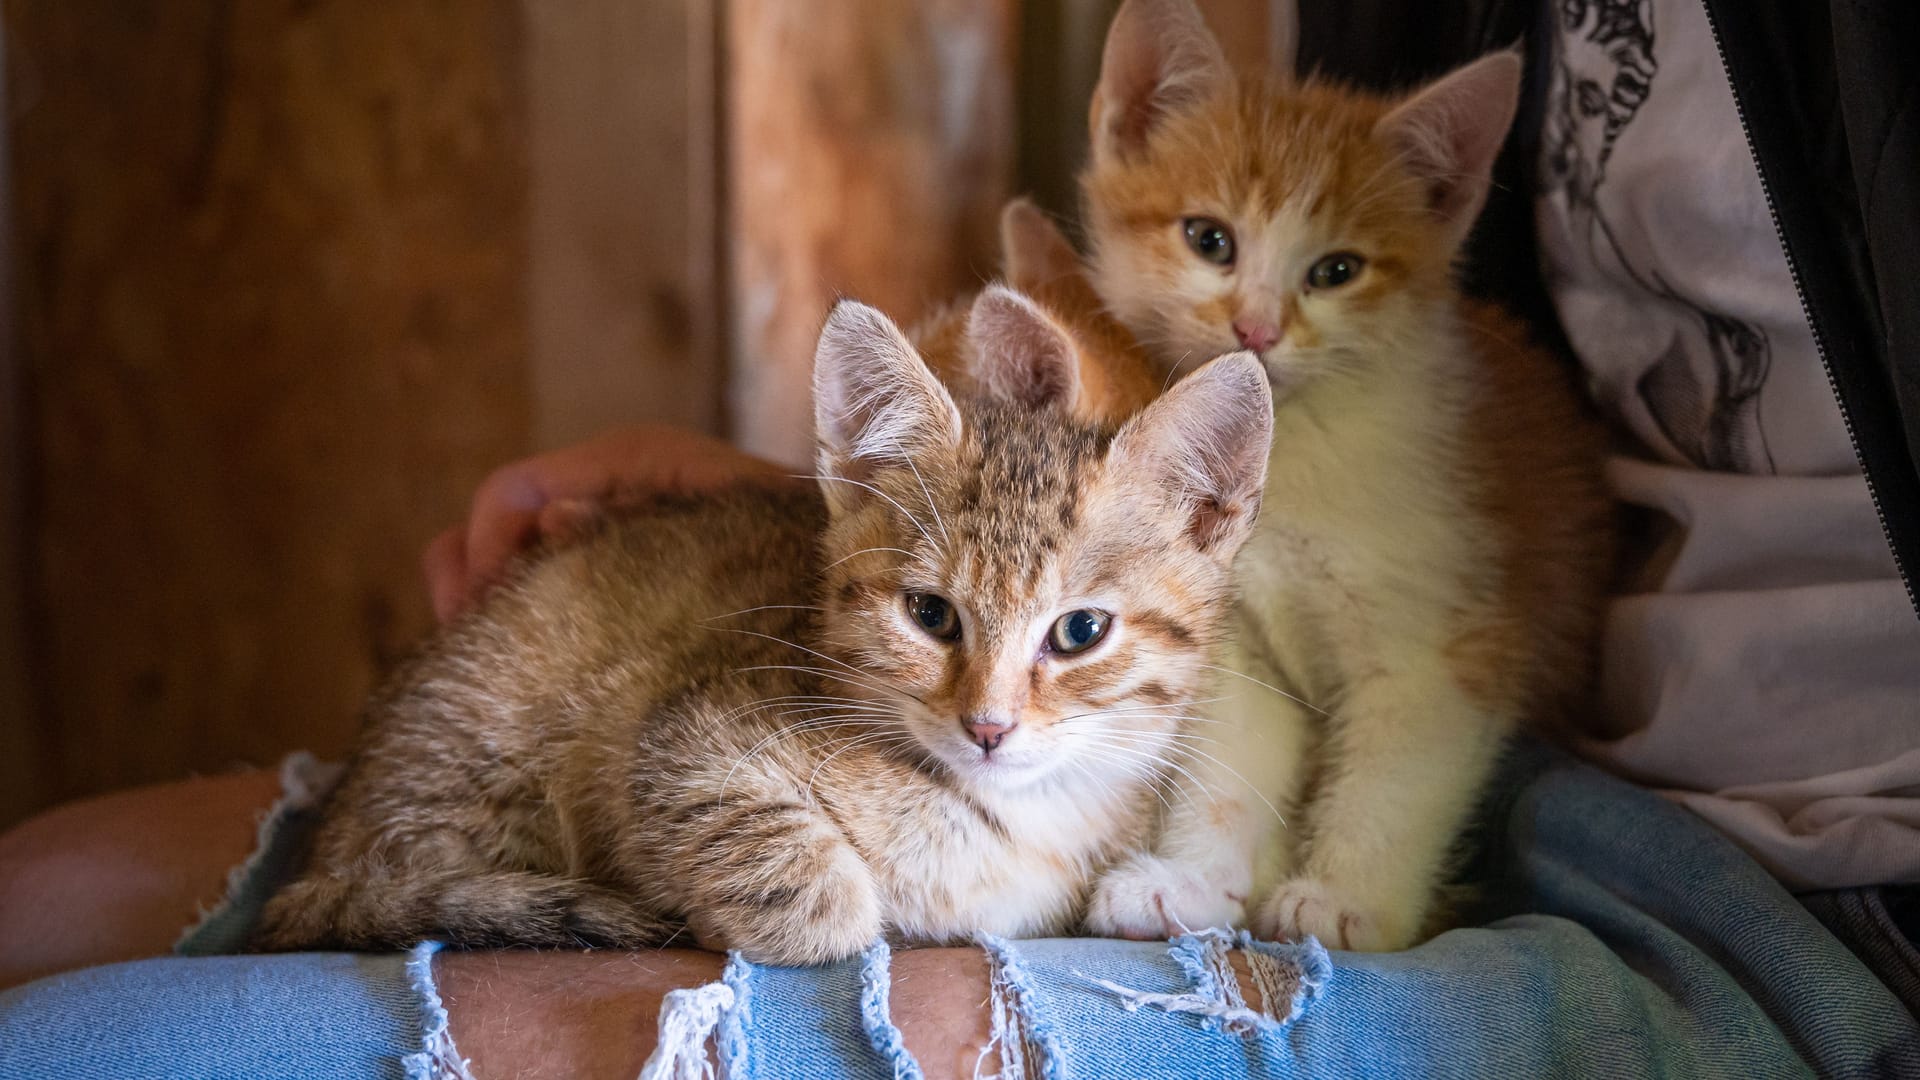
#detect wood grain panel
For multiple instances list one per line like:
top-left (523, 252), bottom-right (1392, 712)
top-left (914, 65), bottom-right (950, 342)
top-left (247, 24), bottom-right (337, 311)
top-left (7, 0), bottom-right (530, 815)
top-left (524, 0), bottom-right (723, 448)
top-left (1014, 0), bottom-right (1115, 220)
top-left (725, 0), bottom-right (1017, 467)
top-left (0, 13), bottom-right (40, 827)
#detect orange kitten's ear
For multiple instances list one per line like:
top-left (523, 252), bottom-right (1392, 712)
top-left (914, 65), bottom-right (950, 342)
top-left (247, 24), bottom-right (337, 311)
top-left (813, 299), bottom-right (961, 515)
top-left (965, 285), bottom-right (1081, 412)
top-left (1110, 352), bottom-right (1273, 559)
top-left (1375, 50), bottom-right (1523, 247)
top-left (1090, 0), bottom-right (1229, 162)
top-left (999, 198), bottom-right (1080, 295)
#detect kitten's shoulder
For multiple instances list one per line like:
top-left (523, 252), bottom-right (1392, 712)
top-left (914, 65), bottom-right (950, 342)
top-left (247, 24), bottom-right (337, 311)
top-left (480, 484), bottom-right (825, 632)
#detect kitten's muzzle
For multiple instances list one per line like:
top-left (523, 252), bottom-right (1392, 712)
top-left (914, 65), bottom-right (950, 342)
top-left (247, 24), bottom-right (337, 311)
top-left (961, 714), bottom-right (1016, 754)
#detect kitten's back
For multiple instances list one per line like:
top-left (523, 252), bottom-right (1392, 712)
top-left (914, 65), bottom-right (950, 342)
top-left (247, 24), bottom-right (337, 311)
top-left (254, 487), bottom-right (825, 951)
top-left (1448, 300), bottom-right (1614, 728)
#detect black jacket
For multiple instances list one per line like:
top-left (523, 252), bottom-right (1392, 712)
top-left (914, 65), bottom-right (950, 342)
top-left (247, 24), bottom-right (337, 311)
top-left (1301, 0), bottom-right (1920, 620)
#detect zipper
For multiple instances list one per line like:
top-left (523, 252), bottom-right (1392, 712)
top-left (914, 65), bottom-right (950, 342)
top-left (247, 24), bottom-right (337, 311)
top-left (1700, 1), bottom-right (1918, 615)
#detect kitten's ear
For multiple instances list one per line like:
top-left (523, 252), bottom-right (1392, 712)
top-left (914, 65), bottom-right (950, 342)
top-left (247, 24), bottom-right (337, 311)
top-left (965, 285), bottom-right (1081, 412)
top-left (813, 300), bottom-right (961, 515)
top-left (999, 198), bottom-right (1081, 296)
top-left (1375, 50), bottom-right (1522, 246)
top-left (1090, 0), bottom-right (1230, 162)
top-left (1109, 352), bottom-right (1272, 559)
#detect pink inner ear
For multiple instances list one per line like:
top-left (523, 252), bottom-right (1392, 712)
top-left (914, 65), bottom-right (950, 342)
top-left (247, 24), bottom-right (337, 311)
top-left (968, 290), bottom-right (1078, 410)
top-left (1185, 494), bottom-right (1249, 554)
top-left (1381, 53), bottom-right (1521, 227)
top-left (1094, 0), bottom-right (1229, 156)
top-left (1099, 30), bottom-right (1169, 150)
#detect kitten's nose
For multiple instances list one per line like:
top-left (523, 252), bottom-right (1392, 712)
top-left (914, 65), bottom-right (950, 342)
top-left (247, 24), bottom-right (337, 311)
top-left (962, 715), bottom-right (1016, 753)
top-left (1233, 317), bottom-right (1279, 353)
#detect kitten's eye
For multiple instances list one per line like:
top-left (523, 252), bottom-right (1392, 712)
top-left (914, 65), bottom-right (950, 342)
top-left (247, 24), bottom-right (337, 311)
top-left (1048, 610), bottom-right (1110, 655)
top-left (905, 592), bottom-right (961, 641)
top-left (1182, 218), bottom-right (1236, 267)
top-left (1306, 252), bottom-right (1365, 290)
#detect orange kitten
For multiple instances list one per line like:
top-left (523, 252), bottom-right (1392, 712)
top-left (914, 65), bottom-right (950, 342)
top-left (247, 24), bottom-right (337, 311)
top-left (1080, 0), bottom-right (1612, 950)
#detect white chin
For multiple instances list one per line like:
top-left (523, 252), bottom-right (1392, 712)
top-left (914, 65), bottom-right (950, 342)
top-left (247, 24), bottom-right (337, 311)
top-left (953, 748), bottom-right (1050, 787)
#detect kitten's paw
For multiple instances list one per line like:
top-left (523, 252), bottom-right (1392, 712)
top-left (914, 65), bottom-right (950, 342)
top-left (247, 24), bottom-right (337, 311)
top-left (690, 846), bottom-right (883, 965)
top-left (1086, 853), bottom-right (1247, 940)
top-left (1252, 878), bottom-right (1414, 952)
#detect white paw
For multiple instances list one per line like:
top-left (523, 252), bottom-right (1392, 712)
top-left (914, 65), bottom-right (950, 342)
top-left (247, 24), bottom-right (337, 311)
top-left (1086, 853), bottom-right (1247, 940)
top-left (1251, 878), bottom-right (1413, 952)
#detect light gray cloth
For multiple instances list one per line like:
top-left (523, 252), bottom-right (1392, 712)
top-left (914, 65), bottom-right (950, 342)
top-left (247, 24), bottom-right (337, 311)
top-left (1534, 0), bottom-right (1919, 889)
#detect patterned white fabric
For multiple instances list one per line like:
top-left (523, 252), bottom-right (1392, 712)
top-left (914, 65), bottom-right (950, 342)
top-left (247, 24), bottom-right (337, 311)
top-left (1535, 0), bottom-right (1919, 888)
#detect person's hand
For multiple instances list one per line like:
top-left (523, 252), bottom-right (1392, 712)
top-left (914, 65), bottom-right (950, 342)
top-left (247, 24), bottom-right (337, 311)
top-left (423, 425), bottom-right (792, 623)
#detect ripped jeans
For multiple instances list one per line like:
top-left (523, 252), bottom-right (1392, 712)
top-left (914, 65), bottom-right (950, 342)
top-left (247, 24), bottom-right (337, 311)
top-left (4, 745), bottom-right (1917, 1079)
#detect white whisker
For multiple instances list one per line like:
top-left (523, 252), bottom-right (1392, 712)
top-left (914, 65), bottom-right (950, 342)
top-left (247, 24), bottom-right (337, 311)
top-left (1199, 663), bottom-right (1331, 718)
top-left (794, 473), bottom-right (942, 554)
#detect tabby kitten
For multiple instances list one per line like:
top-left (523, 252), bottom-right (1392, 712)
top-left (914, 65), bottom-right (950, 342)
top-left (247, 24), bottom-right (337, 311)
top-left (1080, 0), bottom-right (1612, 951)
top-left (253, 287), bottom-right (1274, 965)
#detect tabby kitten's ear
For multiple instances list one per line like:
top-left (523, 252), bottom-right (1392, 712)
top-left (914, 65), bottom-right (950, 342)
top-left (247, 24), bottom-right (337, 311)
top-left (1375, 51), bottom-right (1523, 248)
top-left (1110, 352), bottom-right (1273, 559)
top-left (813, 299), bottom-right (961, 517)
top-left (1090, 0), bottom-right (1230, 163)
top-left (965, 285), bottom-right (1081, 412)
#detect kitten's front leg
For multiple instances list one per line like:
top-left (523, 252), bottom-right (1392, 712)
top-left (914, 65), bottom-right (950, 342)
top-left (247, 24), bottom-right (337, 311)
top-left (1253, 663), bottom-right (1507, 952)
top-left (1086, 647), bottom-right (1312, 939)
top-left (672, 797), bottom-right (884, 966)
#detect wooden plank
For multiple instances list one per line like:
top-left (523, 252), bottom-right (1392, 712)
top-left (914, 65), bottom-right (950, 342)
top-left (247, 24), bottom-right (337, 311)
top-left (523, 0), bottom-right (723, 449)
top-left (7, 0), bottom-right (530, 815)
top-left (725, 0), bottom-right (1018, 467)
top-left (0, 13), bottom-right (42, 827)
top-left (1013, 0), bottom-right (1114, 220)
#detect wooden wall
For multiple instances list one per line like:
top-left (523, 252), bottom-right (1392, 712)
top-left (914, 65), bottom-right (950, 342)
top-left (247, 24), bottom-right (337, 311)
top-left (2, 0), bottom-right (1284, 827)
top-left (727, 0), bottom-right (1017, 467)
top-left (6, 0), bottom-right (535, 820)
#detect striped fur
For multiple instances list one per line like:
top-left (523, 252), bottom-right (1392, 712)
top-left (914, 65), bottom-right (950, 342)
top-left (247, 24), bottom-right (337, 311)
top-left (253, 293), bottom-right (1272, 965)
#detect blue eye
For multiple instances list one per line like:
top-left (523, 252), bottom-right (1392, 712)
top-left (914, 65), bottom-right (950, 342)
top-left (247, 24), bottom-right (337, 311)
top-left (906, 593), bottom-right (961, 641)
top-left (1048, 610), bottom-right (1110, 655)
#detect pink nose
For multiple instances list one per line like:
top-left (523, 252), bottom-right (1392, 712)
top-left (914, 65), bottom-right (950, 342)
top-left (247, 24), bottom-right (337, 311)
top-left (1233, 318), bottom-right (1279, 353)
top-left (962, 716), bottom-right (1016, 753)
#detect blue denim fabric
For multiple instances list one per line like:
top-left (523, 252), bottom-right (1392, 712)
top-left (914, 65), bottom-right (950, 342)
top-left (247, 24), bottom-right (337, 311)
top-left (725, 949), bottom-right (909, 1080)
top-left (982, 752), bottom-right (1920, 1078)
top-left (718, 749), bottom-right (1919, 1078)
top-left (0, 952), bottom-right (424, 1080)
top-left (4, 747), bottom-right (1915, 1078)
top-left (1804, 888), bottom-right (1920, 1013)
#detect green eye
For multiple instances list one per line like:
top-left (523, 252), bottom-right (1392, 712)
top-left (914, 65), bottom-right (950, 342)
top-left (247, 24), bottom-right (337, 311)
top-left (1182, 218), bottom-right (1236, 266)
top-left (1048, 609), bottom-right (1110, 655)
top-left (906, 592), bottom-right (961, 641)
top-left (1306, 252), bottom-right (1365, 289)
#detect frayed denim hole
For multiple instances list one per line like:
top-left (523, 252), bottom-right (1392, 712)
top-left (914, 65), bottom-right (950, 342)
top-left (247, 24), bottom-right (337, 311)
top-left (858, 940), bottom-right (925, 1080)
top-left (400, 941), bottom-right (478, 1080)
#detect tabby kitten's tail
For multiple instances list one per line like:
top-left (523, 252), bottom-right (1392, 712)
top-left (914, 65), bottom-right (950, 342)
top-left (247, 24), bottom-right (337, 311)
top-left (252, 869), bottom-right (674, 951)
